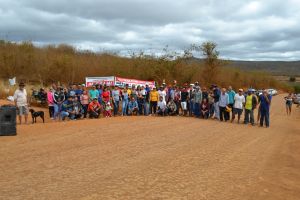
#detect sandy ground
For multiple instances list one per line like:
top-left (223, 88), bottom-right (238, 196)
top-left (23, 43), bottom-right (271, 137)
top-left (0, 94), bottom-right (299, 200)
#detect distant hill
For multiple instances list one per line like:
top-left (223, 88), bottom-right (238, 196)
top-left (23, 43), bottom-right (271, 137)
top-left (227, 60), bottom-right (300, 76)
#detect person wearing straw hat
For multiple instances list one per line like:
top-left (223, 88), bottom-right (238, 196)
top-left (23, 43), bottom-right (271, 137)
top-left (14, 82), bottom-right (30, 124)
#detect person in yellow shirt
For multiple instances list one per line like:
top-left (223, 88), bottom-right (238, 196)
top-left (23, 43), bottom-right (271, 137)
top-left (244, 90), bottom-right (255, 125)
top-left (150, 87), bottom-right (159, 115)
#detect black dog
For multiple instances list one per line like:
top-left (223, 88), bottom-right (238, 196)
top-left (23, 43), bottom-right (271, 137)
top-left (29, 109), bottom-right (45, 124)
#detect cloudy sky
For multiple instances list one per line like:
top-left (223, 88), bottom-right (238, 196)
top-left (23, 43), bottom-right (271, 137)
top-left (1, 0), bottom-right (300, 61)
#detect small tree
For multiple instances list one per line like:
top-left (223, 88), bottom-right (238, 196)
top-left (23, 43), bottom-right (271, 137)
top-left (191, 41), bottom-right (222, 85)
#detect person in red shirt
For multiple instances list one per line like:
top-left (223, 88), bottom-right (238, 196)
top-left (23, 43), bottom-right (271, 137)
top-left (102, 87), bottom-right (110, 104)
top-left (88, 98), bottom-right (101, 118)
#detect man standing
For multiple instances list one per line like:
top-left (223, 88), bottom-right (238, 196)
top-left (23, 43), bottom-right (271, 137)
top-left (150, 87), bottom-right (159, 115)
top-left (227, 86), bottom-right (236, 120)
top-left (89, 85), bottom-right (99, 102)
top-left (193, 86), bottom-right (202, 118)
top-left (259, 90), bottom-right (272, 128)
top-left (244, 90), bottom-right (255, 125)
top-left (111, 86), bottom-right (121, 116)
top-left (180, 84), bottom-right (189, 116)
top-left (211, 85), bottom-right (221, 120)
top-left (14, 82), bottom-right (29, 124)
top-left (219, 88), bottom-right (229, 122)
top-left (231, 89), bottom-right (245, 123)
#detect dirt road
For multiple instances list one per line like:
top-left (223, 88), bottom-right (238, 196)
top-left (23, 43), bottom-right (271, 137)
top-left (0, 94), bottom-right (299, 200)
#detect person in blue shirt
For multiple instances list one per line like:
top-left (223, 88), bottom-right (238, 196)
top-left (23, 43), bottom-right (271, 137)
top-left (259, 90), bottom-right (272, 128)
top-left (128, 97), bottom-right (138, 116)
top-left (61, 96), bottom-right (75, 120)
top-left (227, 86), bottom-right (236, 120)
top-left (96, 84), bottom-right (103, 104)
top-left (89, 85), bottom-right (100, 102)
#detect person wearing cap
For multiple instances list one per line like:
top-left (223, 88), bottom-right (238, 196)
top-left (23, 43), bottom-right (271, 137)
top-left (150, 87), bottom-right (159, 115)
top-left (47, 88), bottom-right (55, 119)
top-left (89, 85), bottom-right (99, 102)
top-left (227, 86), bottom-right (236, 120)
top-left (88, 97), bottom-right (101, 118)
top-left (14, 82), bottom-right (30, 124)
top-left (193, 86), bottom-right (202, 118)
top-left (258, 90), bottom-right (272, 127)
top-left (231, 89), bottom-right (245, 123)
top-left (158, 85), bottom-right (167, 104)
top-left (53, 86), bottom-right (65, 120)
top-left (128, 97), bottom-right (138, 116)
top-left (219, 88), bottom-right (229, 122)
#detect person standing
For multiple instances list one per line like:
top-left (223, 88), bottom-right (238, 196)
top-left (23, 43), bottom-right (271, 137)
top-left (80, 90), bottom-right (89, 118)
top-left (231, 89), bottom-right (245, 123)
top-left (193, 86), bottom-right (202, 118)
top-left (244, 90), bottom-right (255, 125)
top-left (121, 88), bottom-right (129, 116)
top-left (149, 87), bottom-right (159, 115)
top-left (47, 88), bottom-right (55, 119)
top-left (284, 93), bottom-right (293, 115)
top-left (227, 86), bottom-right (236, 120)
top-left (89, 85), bottom-right (99, 102)
top-left (259, 90), bottom-right (272, 127)
top-left (180, 84), bottom-right (189, 116)
top-left (174, 86), bottom-right (181, 116)
top-left (111, 86), bottom-right (121, 116)
top-left (53, 86), bottom-right (65, 121)
top-left (219, 88), bottom-right (229, 122)
top-left (211, 85), bottom-right (221, 120)
top-left (14, 82), bottom-right (30, 124)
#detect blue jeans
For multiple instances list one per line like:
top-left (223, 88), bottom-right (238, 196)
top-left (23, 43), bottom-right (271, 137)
top-left (213, 102), bottom-right (220, 120)
top-left (144, 102), bottom-right (149, 116)
top-left (260, 108), bottom-right (270, 127)
top-left (189, 100), bottom-right (194, 115)
top-left (54, 103), bottom-right (62, 120)
top-left (122, 99), bottom-right (129, 115)
top-left (61, 111), bottom-right (75, 120)
top-left (194, 103), bottom-right (200, 117)
top-left (137, 99), bottom-right (144, 115)
top-left (113, 101), bottom-right (119, 116)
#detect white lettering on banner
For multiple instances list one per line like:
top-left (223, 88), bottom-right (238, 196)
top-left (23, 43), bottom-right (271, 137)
top-left (115, 77), bottom-right (155, 88)
top-left (86, 77), bottom-right (115, 87)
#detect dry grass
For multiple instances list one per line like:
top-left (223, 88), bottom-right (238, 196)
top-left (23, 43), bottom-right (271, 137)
top-left (0, 40), bottom-right (292, 92)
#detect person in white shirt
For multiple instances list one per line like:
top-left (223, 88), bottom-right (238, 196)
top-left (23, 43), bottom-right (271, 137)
top-left (158, 86), bottom-right (166, 103)
top-left (14, 82), bottom-right (30, 124)
top-left (157, 96), bottom-right (167, 116)
top-left (231, 89), bottom-right (245, 123)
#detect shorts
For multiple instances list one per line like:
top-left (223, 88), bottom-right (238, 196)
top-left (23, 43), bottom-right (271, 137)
top-left (286, 102), bottom-right (292, 108)
top-left (181, 102), bottom-right (187, 110)
top-left (17, 106), bottom-right (29, 116)
top-left (233, 108), bottom-right (243, 115)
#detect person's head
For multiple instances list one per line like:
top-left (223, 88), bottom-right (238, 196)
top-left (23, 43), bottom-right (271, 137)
top-left (132, 84), bottom-right (136, 90)
top-left (125, 84), bottom-right (129, 89)
top-left (238, 89), bottom-right (243, 95)
top-left (115, 85), bottom-right (119, 90)
top-left (263, 90), bottom-right (268, 95)
top-left (203, 98), bottom-right (207, 103)
top-left (68, 96), bottom-right (73, 102)
top-left (146, 84), bottom-right (149, 88)
top-left (137, 85), bottom-right (141, 90)
top-left (103, 87), bottom-right (107, 91)
top-left (96, 84), bottom-right (100, 89)
top-left (59, 86), bottom-right (64, 92)
top-left (93, 97), bottom-right (98, 102)
top-left (131, 97), bottom-right (135, 102)
top-left (92, 85), bottom-right (96, 90)
top-left (72, 84), bottom-right (76, 90)
top-left (83, 90), bottom-right (87, 95)
top-left (247, 90), bottom-right (252, 95)
top-left (203, 87), bottom-right (207, 92)
top-left (222, 88), bottom-right (226, 94)
top-left (152, 87), bottom-right (156, 91)
top-left (228, 86), bottom-right (232, 91)
top-left (19, 82), bottom-right (25, 90)
top-left (141, 86), bottom-right (145, 90)
top-left (49, 88), bottom-right (53, 93)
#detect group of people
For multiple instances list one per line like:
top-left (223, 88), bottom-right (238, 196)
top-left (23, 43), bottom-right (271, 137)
top-left (12, 81), bottom-right (276, 128)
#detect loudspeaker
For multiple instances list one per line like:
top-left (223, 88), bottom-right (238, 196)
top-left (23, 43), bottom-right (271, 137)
top-left (0, 105), bottom-right (17, 136)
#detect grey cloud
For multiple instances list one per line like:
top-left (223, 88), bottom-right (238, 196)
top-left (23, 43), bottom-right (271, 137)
top-left (0, 0), bottom-right (300, 60)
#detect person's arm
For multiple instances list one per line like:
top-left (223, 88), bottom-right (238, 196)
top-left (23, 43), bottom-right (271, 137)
top-left (13, 90), bottom-right (17, 107)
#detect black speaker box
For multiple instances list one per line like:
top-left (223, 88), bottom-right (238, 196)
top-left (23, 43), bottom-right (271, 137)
top-left (0, 105), bottom-right (17, 136)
